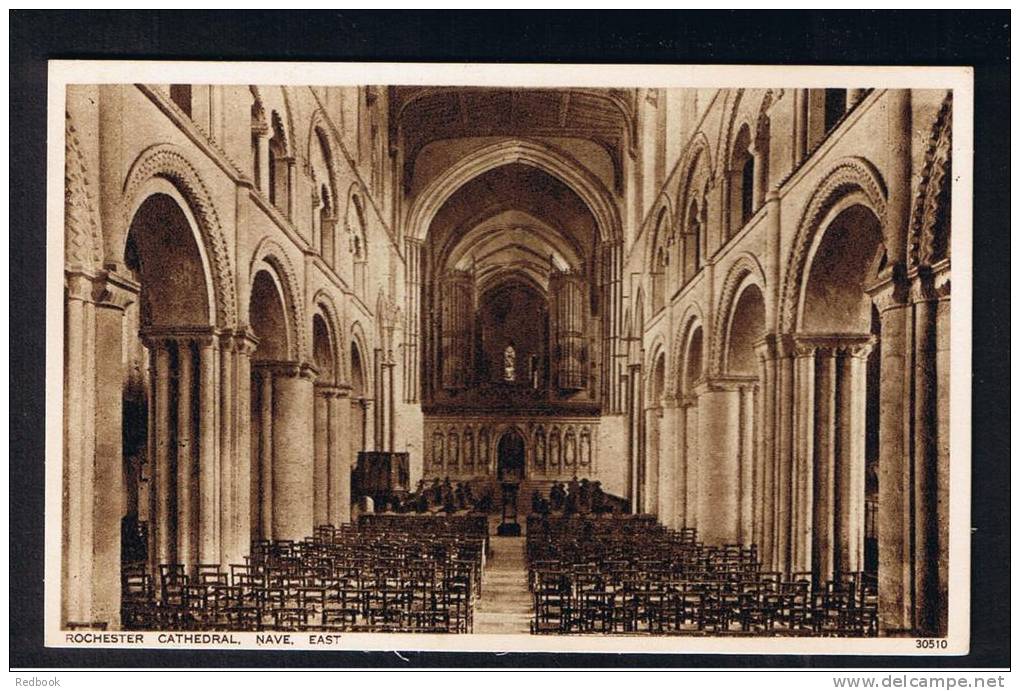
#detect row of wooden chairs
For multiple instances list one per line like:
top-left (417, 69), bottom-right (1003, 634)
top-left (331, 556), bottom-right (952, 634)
top-left (527, 518), bottom-right (877, 637)
top-left (122, 521), bottom-right (484, 633)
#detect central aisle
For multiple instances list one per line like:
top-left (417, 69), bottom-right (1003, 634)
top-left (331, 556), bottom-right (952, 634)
top-left (474, 535), bottom-right (532, 634)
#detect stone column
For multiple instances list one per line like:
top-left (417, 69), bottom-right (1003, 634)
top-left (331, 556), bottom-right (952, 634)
top-left (256, 365), bottom-right (274, 541)
top-left (255, 123), bottom-right (271, 193)
top-left (152, 340), bottom-right (173, 566)
top-left (270, 362), bottom-right (316, 540)
top-left (218, 336), bottom-right (237, 567)
top-left (867, 271), bottom-right (912, 633)
top-left (933, 262), bottom-right (951, 637)
top-left (313, 383), bottom-right (331, 527)
top-left (673, 401), bottom-right (688, 528)
top-left (812, 344), bottom-right (838, 585)
top-left (754, 337), bottom-right (777, 567)
top-left (738, 383), bottom-right (755, 544)
top-left (90, 274), bottom-right (135, 628)
top-left (695, 379), bottom-right (742, 544)
top-left (836, 340), bottom-right (873, 575)
top-left (912, 268), bottom-right (942, 636)
top-left (790, 341), bottom-right (816, 575)
top-left (793, 89), bottom-right (808, 164)
top-left (64, 270), bottom-right (137, 628)
top-left (196, 335), bottom-right (220, 567)
top-left (657, 396), bottom-right (677, 528)
top-left (774, 337), bottom-right (795, 574)
top-left (328, 385), bottom-right (353, 525)
top-left (684, 397), bottom-right (699, 529)
top-left (230, 332), bottom-right (256, 565)
top-left (175, 338), bottom-right (196, 570)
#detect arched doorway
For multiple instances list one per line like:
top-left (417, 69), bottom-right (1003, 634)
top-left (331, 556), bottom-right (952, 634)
top-left (496, 429), bottom-right (526, 482)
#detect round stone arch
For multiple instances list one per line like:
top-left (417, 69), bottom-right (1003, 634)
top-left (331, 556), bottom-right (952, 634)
top-left (348, 319), bottom-right (373, 399)
top-left (312, 289), bottom-right (346, 386)
top-left (717, 89), bottom-right (775, 182)
top-left (645, 198), bottom-right (674, 265)
top-left (306, 110), bottom-right (341, 203)
top-left (669, 302), bottom-right (706, 397)
top-left (249, 237), bottom-right (307, 360)
top-left (909, 93), bottom-right (953, 269)
top-left (251, 85), bottom-right (297, 158)
top-left (645, 336), bottom-right (668, 404)
top-left (780, 157), bottom-right (888, 333)
top-left (405, 138), bottom-right (622, 246)
top-left (675, 132), bottom-right (715, 215)
top-left (120, 143), bottom-right (236, 326)
top-left (65, 111), bottom-right (104, 269)
top-left (711, 253), bottom-right (768, 375)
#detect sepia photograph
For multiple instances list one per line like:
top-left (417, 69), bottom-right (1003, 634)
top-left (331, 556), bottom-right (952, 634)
top-left (45, 59), bottom-right (974, 658)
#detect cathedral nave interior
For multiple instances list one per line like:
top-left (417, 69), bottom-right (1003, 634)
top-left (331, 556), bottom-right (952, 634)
top-left (62, 83), bottom-right (953, 637)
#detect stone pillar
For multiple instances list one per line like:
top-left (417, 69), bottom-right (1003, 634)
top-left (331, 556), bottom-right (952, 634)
top-left (793, 89), bottom-right (808, 164)
top-left (695, 379), bottom-right (742, 544)
top-left (175, 339), bottom-right (196, 570)
top-left (658, 396), bottom-right (677, 528)
top-left (270, 362), bottom-right (316, 541)
top-left (836, 340), bottom-right (873, 575)
top-left (912, 268), bottom-right (942, 636)
top-left (774, 338), bottom-right (795, 574)
top-left (812, 345), bottom-right (838, 585)
top-left (152, 341), bottom-right (173, 566)
top-left (230, 332), bottom-right (256, 565)
top-left (64, 270), bottom-right (137, 628)
top-left (684, 397), bottom-right (699, 529)
top-left (673, 402), bottom-right (688, 528)
top-left (754, 337), bottom-right (777, 567)
top-left (932, 262), bottom-right (951, 637)
top-left (867, 271), bottom-right (912, 633)
top-left (328, 385), bottom-right (353, 525)
top-left (791, 342), bottom-right (816, 575)
top-left (255, 124), bottom-right (271, 193)
top-left (196, 338), bottom-right (219, 565)
top-left (313, 384), bottom-right (330, 527)
top-left (256, 365), bottom-right (274, 541)
top-left (218, 336), bottom-right (236, 567)
top-left (90, 275), bottom-right (135, 628)
top-left (738, 383), bottom-right (755, 544)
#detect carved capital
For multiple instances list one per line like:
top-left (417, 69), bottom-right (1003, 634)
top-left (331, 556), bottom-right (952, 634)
top-left (866, 263), bottom-right (911, 313)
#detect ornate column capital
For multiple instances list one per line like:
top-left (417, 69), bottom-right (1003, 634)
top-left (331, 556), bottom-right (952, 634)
top-left (792, 332), bottom-right (876, 360)
top-left (65, 268), bottom-right (140, 310)
top-left (866, 263), bottom-right (911, 313)
top-left (252, 359), bottom-right (317, 380)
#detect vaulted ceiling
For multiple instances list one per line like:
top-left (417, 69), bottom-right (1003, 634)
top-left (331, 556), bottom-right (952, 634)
top-left (427, 163), bottom-right (598, 295)
top-left (390, 86), bottom-right (638, 192)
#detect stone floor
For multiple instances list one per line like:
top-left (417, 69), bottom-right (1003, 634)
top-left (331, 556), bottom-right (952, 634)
top-left (473, 535), bottom-right (532, 634)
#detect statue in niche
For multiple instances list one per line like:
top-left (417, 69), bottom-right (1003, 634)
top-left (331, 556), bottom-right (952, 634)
top-left (503, 341), bottom-right (516, 382)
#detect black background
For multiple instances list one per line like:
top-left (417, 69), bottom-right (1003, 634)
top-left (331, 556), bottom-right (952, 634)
top-left (10, 10), bottom-right (1010, 669)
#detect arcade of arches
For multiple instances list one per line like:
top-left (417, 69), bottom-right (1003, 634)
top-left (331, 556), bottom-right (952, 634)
top-left (63, 84), bottom-right (953, 636)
